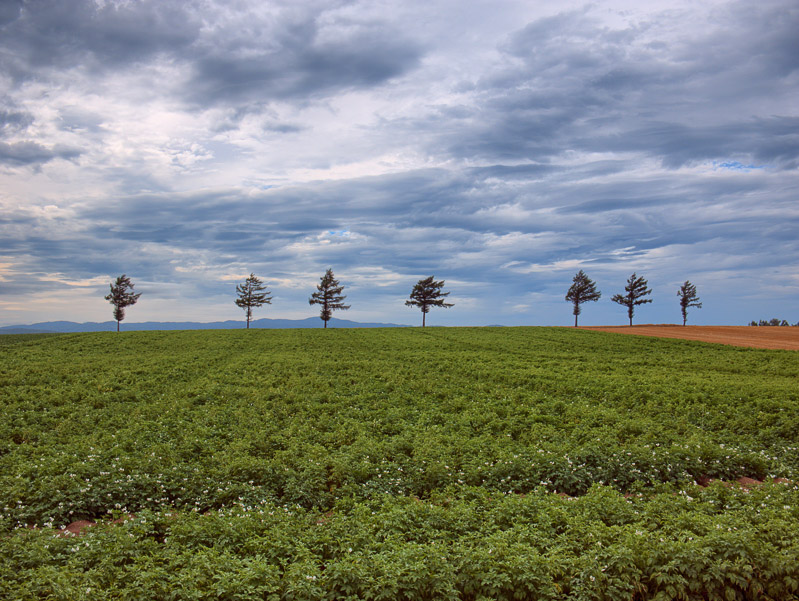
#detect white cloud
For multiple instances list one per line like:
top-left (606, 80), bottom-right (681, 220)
top-left (0, 0), bottom-right (796, 327)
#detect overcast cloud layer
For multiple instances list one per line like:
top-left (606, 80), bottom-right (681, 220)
top-left (1, 0), bottom-right (797, 327)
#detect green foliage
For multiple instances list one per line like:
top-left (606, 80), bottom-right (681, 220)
top-left (751, 319), bottom-right (797, 326)
top-left (405, 276), bottom-right (453, 327)
top-left (1, 487), bottom-right (798, 600)
top-left (565, 270), bottom-right (601, 327)
top-left (677, 281), bottom-right (702, 326)
top-left (612, 272), bottom-right (653, 326)
top-left (234, 273), bottom-right (273, 328)
top-left (1, 328), bottom-right (798, 598)
top-left (309, 268), bottom-right (350, 327)
top-left (103, 275), bottom-right (141, 331)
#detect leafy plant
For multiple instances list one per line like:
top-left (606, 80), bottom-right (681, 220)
top-left (2, 328), bottom-right (799, 598)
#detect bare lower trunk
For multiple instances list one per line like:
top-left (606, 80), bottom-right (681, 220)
top-left (574, 314), bottom-right (578, 327)
top-left (422, 313), bottom-right (426, 328)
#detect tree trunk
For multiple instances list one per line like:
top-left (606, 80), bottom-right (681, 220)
top-left (422, 313), bottom-right (426, 328)
top-left (574, 314), bottom-right (578, 327)
top-left (116, 319), bottom-right (120, 332)
top-left (324, 320), bottom-right (327, 328)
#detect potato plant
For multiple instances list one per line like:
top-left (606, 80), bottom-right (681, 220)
top-left (1, 328), bottom-right (798, 599)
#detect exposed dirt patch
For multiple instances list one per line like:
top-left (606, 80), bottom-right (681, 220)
top-left (61, 520), bottom-right (95, 537)
top-left (578, 325), bottom-right (799, 350)
top-left (57, 514), bottom-right (135, 537)
top-left (695, 476), bottom-right (792, 490)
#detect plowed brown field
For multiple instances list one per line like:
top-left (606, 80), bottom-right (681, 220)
top-left (578, 325), bottom-right (799, 350)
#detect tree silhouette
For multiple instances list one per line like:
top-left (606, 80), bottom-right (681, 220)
top-left (611, 273), bottom-right (652, 326)
top-left (405, 276), bottom-right (453, 327)
top-left (235, 273), bottom-right (272, 328)
top-left (104, 274), bottom-right (141, 332)
top-left (677, 280), bottom-right (702, 326)
top-left (565, 270), bottom-right (601, 327)
top-left (309, 268), bottom-right (350, 328)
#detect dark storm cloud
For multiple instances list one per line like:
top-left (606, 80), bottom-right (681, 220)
top-left (0, 0), bottom-right (199, 78)
top-left (0, 108), bottom-right (33, 132)
top-left (1, 170), bottom-right (474, 284)
top-left (0, 141), bottom-right (80, 166)
top-left (43, 165), bottom-right (760, 279)
top-left (186, 20), bottom-right (423, 105)
top-left (72, 172), bottom-right (462, 249)
top-left (69, 189), bottom-right (336, 263)
top-left (581, 117), bottom-right (799, 170)
top-left (0, 0), bottom-right (22, 27)
top-left (0, 0), bottom-right (422, 110)
top-left (468, 163), bottom-right (555, 180)
top-left (437, 2), bottom-right (799, 170)
top-left (0, 104), bottom-right (82, 166)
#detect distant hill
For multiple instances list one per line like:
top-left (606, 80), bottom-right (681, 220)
top-left (0, 317), bottom-right (411, 334)
top-left (0, 327), bottom-right (60, 335)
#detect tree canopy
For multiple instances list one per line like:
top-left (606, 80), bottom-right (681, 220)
top-left (104, 274), bottom-right (141, 332)
top-left (611, 273), bottom-right (652, 326)
top-left (309, 268), bottom-right (350, 327)
top-left (405, 276), bottom-right (453, 327)
top-left (235, 273), bottom-right (273, 328)
top-left (565, 270), bottom-right (601, 327)
top-left (677, 280), bottom-right (702, 326)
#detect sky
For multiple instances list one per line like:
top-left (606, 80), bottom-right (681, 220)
top-left (0, 0), bottom-right (797, 327)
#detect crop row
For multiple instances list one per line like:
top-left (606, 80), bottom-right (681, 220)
top-left (2, 484), bottom-right (798, 600)
top-left (1, 327), bottom-right (798, 598)
top-left (2, 328), bottom-right (798, 528)
top-left (1, 440), bottom-right (789, 531)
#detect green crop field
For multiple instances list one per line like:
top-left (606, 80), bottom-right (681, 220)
top-left (1, 328), bottom-right (798, 600)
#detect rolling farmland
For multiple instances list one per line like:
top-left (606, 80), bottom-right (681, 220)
top-left (1, 328), bottom-right (798, 600)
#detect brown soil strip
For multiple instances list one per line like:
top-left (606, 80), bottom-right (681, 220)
top-left (577, 325), bottom-right (799, 350)
top-left (57, 514), bottom-right (135, 537)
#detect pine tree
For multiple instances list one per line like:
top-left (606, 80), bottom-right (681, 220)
top-left (676, 280), bottom-right (702, 326)
top-left (235, 273), bottom-right (273, 328)
top-left (104, 274), bottom-right (142, 332)
top-left (309, 268), bottom-right (350, 328)
top-left (565, 270), bottom-right (601, 327)
top-left (405, 276), bottom-right (453, 327)
top-left (611, 273), bottom-right (652, 326)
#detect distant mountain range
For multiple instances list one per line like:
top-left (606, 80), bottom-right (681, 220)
top-left (0, 317), bottom-right (411, 334)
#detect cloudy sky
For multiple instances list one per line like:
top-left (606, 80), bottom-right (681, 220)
top-left (1, 0), bottom-right (797, 327)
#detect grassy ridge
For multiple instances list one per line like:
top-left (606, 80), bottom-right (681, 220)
top-left (1, 328), bottom-right (798, 599)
